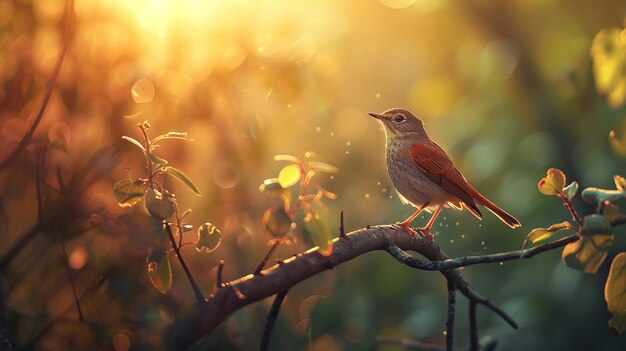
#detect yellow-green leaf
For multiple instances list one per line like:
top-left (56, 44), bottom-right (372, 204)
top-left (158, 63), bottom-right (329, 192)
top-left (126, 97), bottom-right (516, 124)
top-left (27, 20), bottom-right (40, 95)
top-left (145, 188), bottom-right (175, 220)
top-left (259, 178), bottom-right (290, 198)
top-left (305, 212), bottom-right (334, 256)
top-left (309, 161), bottom-right (339, 173)
top-left (122, 136), bottom-right (146, 153)
top-left (113, 178), bottom-right (148, 207)
top-left (581, 214), bottom-right (612, 236)
top-left (563, 181), bottom-right (579, 201)
top-left (615, 175), bottom-right (626, 191)
top-left (274, 154), bottom-right (302, 163)
top-left (562, 235), bottom-right (613, 273)
top-left (278, 165), bottom-right (301, 188)
top-left (605, 252), bottom-right (626, 334)
top-left (152, 132), bottom-right (193, 143)
top-left (604, 203), bottom-right (625, 222)
top-left (262, 207), bottom-right (293, 237)
top-left (538, 168), bottom-right (566, 195)
top-left (164, 166), bottom-right (200, 195)
top-left (147, 249), bottom-right (172, 293)
top-left (148, 152), bottom-right (168, 165)
top-left (196, 223), bottom-right (221, 253)
top-left (524, 221), bottom-right (572, 246)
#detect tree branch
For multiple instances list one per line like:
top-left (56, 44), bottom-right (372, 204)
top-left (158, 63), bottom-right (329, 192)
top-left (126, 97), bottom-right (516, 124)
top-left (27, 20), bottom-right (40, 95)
top-left (260, 290), bottom-right (288, 351)
top-left (164, 222), bottom-right (205, 304)
top-left (445, 278), bottom-right (456, 351)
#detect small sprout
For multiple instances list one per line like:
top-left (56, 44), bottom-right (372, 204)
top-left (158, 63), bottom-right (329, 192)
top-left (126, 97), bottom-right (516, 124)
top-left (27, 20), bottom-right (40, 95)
top-left (614, 175), bottom-right (626, 191)
top-left (262, 207), bottom-right (293, 237)
top-left (278, 165), bottom-right (301, 188)
top-left (145, 188), bottom-right (175, 220)
top-left (152, 132), bottom-right (193, 143)
top-left (274, 154), bottom-right (302, 163)
top-left (196, 223), bottom-right (222, 253)
top-left (309, 161), bottom-right (339, 173)
top-left (182, 224), bottom-right (194, 233)
top-left (163, 166), bottom-right (201, 195)
top-left (147, 249), bottom-right (172, 293)
top-left (609, 130), bottom-right (626, 157)
top-left (113, 178), bottom-right (148, 207)
top-left (563, 181), bottom-right (579, 201)
top-left (538, 168), bottom-right (566, 195)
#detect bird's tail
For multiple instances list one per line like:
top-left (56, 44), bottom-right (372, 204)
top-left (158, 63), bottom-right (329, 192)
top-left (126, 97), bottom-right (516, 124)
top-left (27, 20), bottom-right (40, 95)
top-left (469, 187), bottom-right (521, 228)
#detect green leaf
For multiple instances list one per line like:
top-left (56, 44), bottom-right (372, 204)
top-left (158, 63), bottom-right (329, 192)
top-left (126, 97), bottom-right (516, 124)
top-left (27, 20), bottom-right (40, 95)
top-left (563, 181), bottom-right (579, 201)
top-left (538, 168), bottom-right (566, 195)
top-left (113, 178), bottom-right (148, 207)
top-left (562, 234), bottom-right (613, 273)
top-left (581, 187), bottom-right (626, 204)
top-left (278, 164), bottom-right (301, 188)
top-left (523, 221), bottom-right (572, 247)
top-left (606, 252), bottom-right (626, 334)
top-left (309, 161), bottom-right (339, 173)
top-left (305, 212), bottom-right (334, 256)
top-left (615, 175), bottom-right (626, 191)
top-left (147, 249), bottom-right (172, 293)
top-left (122, 136), bottom-right (146, 153)
top-left (152, 132), bottom-right (193, 143)
top-left (196, 223), bottom-right (222, 253)
top-left (164, 166), bottom-right (200, 195)
top-left (262, 207), bottom-right (293, 237)
top-left (581, 214), bottom-right (612, 236)
top-left (148, 152), bottom-right (168, 165)
top-left (145, 188), bottom-right (175, 220)
top-left (274, 154), bottom-right (302, 163)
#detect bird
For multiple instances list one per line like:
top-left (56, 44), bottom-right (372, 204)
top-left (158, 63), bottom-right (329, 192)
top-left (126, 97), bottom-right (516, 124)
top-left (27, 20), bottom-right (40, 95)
top-left (369, 108), bottom-right (521, 240)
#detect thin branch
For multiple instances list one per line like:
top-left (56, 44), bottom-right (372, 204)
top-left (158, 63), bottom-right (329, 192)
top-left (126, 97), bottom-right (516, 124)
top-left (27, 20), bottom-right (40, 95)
top-left (166, 225), bottom-right (537, 350)
top-left (260, 290), bottom-right (288, 351)
top-left (469, 302), bottom-right (478, 351)
top-left (385, 234), bottom-right (579, 271)
top-left (35, 148), bottom-right (47, 223)
top-left (60, 240), bottom-right (84, 322)
top-left (216, 260), bottom-right (225, 288)
top-left (164, 222), bottom-right (205, 304)
top-left (339, 210), bottom-right (346, 238)
top-left (445, 278), bottom-right (456, 351)
top-left (0, 0), bottom-right (75, 173)
top-left (254, 241), bottom-right (281, 275)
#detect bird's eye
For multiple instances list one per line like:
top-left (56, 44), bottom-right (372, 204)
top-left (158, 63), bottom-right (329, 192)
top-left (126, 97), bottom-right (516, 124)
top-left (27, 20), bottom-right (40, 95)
top-left (393, 114), bottom-right (406, 123)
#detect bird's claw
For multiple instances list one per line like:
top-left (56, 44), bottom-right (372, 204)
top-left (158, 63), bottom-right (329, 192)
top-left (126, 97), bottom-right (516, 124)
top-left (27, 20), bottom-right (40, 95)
top-left (418, 227), bottom-right (434, 240)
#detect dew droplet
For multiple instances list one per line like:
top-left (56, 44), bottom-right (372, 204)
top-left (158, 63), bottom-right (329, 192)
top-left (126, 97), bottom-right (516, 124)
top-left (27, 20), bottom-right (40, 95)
top-left (481, 241), bottom-right (485, 245)
top-left (377, 182), bottom-right (381, 186)
top-left (131, 78), bottom-right (155, 104)
top-left (450, 239), bottom-right (454, 243)
top-left (382, 187), bottom-right (387, 193)
top-left (346, 141), bottom-right (351, 147)
top-left (330, 132), bottom-right (335, 137)
top-left (330, 176), bottom-right (334, 180)
top-left (456, 222), bottom-right (460, 226)
top-left (287, 104), bottom-right (292, 108)
top-left (376, 93), bottom-right (381, 98)
top-left (499, 262), bottom-right (504, 266)
top-left (365, 193), bottom-right (370, 198)
top-left (316, 126), bottom-right (321, 132)
top-left (345, 150), bottom-right (350, 154)
top-left (461, 234), bottom-right (465, 238)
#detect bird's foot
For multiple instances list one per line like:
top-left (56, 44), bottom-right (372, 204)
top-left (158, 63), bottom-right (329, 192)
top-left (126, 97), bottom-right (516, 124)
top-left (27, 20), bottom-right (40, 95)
top-left (418, 227), bottom-right (434, 240)
top-left (394, 221), bottom-right (417, 237)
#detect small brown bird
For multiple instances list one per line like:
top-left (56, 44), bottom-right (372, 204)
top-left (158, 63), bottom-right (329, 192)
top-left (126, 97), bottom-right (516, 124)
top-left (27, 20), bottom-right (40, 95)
top-left (369, 108), bottom-right (520, 239)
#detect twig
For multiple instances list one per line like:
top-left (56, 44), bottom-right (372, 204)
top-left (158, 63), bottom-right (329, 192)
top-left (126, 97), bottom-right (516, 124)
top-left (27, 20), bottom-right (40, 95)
top-left (164, 222), bottom-right (205, 304)
top-left (254, 241), bottom-right (281, 275)
top-left (60, 240), bottom-right (84, 322)
top-left (0, 0), bottom-right (75, 173)
top-left (385, 235), bottom-right (579, 271)
top-left (445, 278), bottom-right (456, 351)
top-left (216, 260), bottom-right (225, 288)
top-left (469, 302), bottom-right (478, 351)
top-left (260, 290), bottom-right (288, 351)
top-left (339, 210), bottom-right (346, 238)
top-left (35, 148), bottom-right (47, 223)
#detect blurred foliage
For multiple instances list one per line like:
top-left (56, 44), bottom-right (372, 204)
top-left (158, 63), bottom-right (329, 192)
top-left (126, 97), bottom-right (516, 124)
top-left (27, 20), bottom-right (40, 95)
top-left (0, 0), bottom-right (625, 350)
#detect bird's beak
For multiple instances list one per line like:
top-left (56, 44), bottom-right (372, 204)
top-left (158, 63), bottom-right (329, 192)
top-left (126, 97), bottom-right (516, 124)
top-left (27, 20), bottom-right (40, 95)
top-left (368, 112), bottom-right (383, 119)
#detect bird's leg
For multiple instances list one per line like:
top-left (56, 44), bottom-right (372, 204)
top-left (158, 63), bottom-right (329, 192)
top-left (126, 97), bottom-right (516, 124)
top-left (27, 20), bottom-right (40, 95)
top-left (419, 205), bottom-right (442, 240)
top-left (395, 202), bottom-right (429, 237)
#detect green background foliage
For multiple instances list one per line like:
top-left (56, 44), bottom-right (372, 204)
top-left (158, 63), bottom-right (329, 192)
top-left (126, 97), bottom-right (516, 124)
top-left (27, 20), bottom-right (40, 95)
top-left (1, 0), bottom-right (626, 350)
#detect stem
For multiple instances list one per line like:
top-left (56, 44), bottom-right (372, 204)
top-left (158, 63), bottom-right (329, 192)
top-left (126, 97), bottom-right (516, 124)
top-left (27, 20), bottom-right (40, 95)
top-left (469, 302), bottom-right (478, 351)
top-left (164, 222), bottom-right (205, 304)
top-left (445, 278), bottom-right (456, 351)
top-left (260, 290), bottom-right (288, 351)
top-left (254, 241), bottom-right (281, 275)
top-left (216, 260), bottom-right (225, 288)
top-left (339, 210), bottom-right (346, 238)
top-left (60, 240), bottom-right (84, 322)
top-left (558, 193), bottom-right (582, 225)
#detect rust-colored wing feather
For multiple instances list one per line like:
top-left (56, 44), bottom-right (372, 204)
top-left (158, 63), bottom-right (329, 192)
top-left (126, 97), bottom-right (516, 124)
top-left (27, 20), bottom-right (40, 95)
top-left (409, 142), bottom-right (482, 218)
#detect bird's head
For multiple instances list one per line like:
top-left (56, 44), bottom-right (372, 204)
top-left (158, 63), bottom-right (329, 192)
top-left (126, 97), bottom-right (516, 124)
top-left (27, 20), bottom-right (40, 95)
top-left (368, 108), bottom-right (427, 139)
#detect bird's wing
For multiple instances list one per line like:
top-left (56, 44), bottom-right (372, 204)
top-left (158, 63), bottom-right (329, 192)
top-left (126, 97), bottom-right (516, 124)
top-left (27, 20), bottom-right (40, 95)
top-left (409, 142), bottom-right (482, 218)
